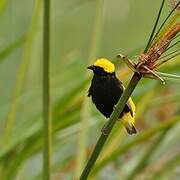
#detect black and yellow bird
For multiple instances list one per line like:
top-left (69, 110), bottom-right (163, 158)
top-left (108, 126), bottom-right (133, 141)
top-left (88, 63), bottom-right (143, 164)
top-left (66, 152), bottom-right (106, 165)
top-left (87, 58), bottom-right (136, 134)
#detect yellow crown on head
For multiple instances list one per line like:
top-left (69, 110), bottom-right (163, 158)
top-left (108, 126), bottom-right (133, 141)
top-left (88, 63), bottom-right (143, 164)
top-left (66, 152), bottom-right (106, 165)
top-left (94, 58), bottom-right (115, 73)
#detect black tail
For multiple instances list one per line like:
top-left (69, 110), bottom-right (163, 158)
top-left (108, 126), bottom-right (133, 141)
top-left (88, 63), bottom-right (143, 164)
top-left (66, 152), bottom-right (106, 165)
top-left (126, 125), bottom-right (137, 135)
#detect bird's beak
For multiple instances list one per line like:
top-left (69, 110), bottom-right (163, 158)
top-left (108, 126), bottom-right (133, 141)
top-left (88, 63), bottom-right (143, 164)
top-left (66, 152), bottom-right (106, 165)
top-left (87, 65), bottom-right (95, 71)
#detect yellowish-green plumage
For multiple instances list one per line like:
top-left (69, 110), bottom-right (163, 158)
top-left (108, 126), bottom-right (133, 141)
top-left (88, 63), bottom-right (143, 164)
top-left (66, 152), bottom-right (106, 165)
top-left (121, 97), bottom-right (136, 134)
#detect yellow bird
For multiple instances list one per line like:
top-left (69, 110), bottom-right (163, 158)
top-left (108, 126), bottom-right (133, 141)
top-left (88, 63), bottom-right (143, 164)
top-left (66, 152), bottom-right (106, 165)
top-left (87, 58), bottom-right (136, 134)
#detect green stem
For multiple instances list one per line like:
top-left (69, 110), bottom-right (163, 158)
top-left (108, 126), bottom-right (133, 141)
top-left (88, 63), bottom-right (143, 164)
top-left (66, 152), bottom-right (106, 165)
top-left (144, 0), bottom-right (165, 52)
top-left (43, 0), bottom-right (52, 180)
top-left (0, 36), bottom-right (25, 62)
top-left (157, 72), bottom-right (180, 80)
top-left (80, 73), bottom-right (141, 179)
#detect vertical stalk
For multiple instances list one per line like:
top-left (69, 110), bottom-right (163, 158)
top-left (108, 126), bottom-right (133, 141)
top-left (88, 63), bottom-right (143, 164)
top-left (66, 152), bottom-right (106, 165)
top-left (43, 0), bottom-right (52, 180)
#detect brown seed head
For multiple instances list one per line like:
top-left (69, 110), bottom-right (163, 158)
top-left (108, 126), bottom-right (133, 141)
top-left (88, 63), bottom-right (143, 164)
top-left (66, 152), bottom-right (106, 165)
top-left (137, 22), bottom-right (180, 74)
top-left (169, 0), bottom-right (180, 11)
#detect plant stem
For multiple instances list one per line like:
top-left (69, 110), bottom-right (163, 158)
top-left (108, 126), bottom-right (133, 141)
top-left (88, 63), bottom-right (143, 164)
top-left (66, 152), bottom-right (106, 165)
top-left (156, 71), bottom-right (180, 80)
top-left (43, 0), bottom-right (52, 180)
top-left (144, 0), bottom-right (165, 52)
top-left (80, 73), bottom-right (141, 179)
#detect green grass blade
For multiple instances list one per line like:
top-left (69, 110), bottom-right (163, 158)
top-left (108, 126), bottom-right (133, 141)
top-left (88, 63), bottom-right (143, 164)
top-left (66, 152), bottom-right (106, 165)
top-left (157, 71), bottom-right (180, 80)
top-left (0, 79), bottom-right (87, 160)
top-left (126, 127), bottom-right (172, 180)
top-left (153, 153), bottom-right (180, 179)
top-left (2, 0), bottom-right (42, 144)
top-left (91, 115), bottom-right (180, 175)
top-left (0, 36), bottom-right (25, 62)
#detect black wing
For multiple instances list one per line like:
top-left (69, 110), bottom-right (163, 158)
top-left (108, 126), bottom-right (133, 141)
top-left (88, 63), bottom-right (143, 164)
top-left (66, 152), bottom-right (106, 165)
top-left (87, 84), bottom-right (92, 97)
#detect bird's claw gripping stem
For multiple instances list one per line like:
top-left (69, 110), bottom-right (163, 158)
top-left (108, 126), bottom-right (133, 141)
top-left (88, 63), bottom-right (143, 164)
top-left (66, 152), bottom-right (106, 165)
top-left (101, 105), bottom-right (120, 135)
top-left (101, 121), bottom-right (109, 135)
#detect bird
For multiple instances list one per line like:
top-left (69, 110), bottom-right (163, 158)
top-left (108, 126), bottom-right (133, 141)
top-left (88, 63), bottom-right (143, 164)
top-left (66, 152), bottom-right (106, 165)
top-left (87, 58), bottom-right (136, 135)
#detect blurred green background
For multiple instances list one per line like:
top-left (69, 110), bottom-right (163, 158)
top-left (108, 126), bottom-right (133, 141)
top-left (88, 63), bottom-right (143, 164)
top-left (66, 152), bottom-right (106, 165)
top-left (0, 0), bottom-right (179, 179)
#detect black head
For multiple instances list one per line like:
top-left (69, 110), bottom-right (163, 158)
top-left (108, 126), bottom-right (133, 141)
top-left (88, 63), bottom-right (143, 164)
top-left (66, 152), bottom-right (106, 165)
top-left (87, 58), bottom-right (116, 77)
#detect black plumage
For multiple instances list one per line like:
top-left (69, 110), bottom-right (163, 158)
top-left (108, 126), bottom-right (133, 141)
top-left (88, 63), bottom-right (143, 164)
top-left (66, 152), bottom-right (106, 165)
top-left (88, 66), bottom-right (132, 119)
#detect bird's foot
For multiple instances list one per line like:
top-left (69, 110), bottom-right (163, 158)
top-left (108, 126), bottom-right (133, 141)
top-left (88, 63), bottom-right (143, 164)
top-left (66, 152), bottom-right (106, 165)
top-left (101, 121), bottom-right (109, 135)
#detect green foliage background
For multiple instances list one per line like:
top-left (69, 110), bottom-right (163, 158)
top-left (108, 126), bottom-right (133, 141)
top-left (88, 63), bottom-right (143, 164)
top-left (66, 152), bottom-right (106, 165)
top-left (0, 0), bottom-right (179, 179)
